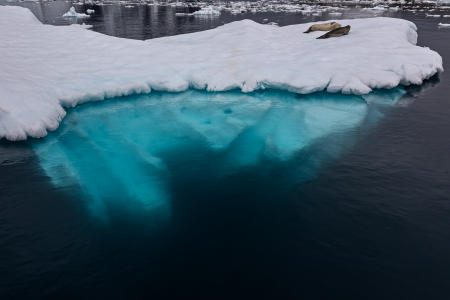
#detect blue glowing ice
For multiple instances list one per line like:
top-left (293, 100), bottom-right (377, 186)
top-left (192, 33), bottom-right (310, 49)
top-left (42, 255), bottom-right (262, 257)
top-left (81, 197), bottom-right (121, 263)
top-left (33, 88), bottom-right (406, 220)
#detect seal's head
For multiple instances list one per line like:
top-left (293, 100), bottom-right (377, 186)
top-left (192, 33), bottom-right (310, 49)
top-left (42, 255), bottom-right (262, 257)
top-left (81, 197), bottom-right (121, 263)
top-left (316, 25), bottom-right (351, 39)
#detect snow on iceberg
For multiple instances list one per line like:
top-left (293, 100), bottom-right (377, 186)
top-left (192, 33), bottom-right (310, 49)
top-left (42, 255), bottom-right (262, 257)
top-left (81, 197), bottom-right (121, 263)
top-left (62, 6), bottom-right (90, 18)
top-left (0, 6), bottom-right (443, 141)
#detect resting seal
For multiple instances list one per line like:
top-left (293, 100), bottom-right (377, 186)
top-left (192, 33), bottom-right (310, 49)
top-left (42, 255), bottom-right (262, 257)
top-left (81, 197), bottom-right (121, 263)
top-left (303, 22), bottom-right (341, 33)
top-left (316, 25), bottom-right (351, 39)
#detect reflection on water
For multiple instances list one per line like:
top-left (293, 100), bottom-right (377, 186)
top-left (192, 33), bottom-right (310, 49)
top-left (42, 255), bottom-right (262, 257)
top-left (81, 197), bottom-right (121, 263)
top-left (33, 89), bottom-right (405, 221)
top-left (4, 0), bottom-right (226, 39)
top-left (2, 0), bottom-right (415, 40)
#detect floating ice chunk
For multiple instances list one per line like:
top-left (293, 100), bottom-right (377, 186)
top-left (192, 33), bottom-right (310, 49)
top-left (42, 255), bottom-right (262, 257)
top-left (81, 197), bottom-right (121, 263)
top-left (192, 6), bottom-right (221, 16)
top-left (328, 12), bottom-right (343, 16)
top-left (444, 15), bottom-right (450, 18)
top-left (0, 6), bottom-right (443, 141)
top-left (86, 9), bottom-right (95, 14)
top-left (438, 23), bottom-right (450, 27)
top-left (426, 14), bottom-right (441, 17)
top-left (176, 6), bottom-right (221, 17)
top-left (62, 6), bottom-right (90, 18)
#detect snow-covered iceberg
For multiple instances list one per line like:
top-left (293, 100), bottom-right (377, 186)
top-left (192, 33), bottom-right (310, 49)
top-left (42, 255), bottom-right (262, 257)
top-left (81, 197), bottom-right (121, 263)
top-left (0, 6), bottom-right (443, 141)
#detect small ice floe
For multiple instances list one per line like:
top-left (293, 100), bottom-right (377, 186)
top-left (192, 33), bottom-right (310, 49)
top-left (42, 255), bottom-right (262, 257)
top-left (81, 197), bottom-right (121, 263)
top-left (425, 14), bottom-right (441, 18)
top-left (124, 5), bottom-right (134, 8)
top-left (262, 18), bottom-right (268, 23)
top-left (63, 6), bottom-right (89, 18)
top-left (175, 12), bottom-right (190, 17)
top-left (300, 7), bottom-right (314, 15)
top-left (443, 15), bottom-right (450, 18)
top-left (192, 6), bottom-right (221, 16)
top-left (230, 9), bottom-right (243, 15)
top-left (438, 23), bottom-right (450, 27)
top-left (86, 9), bottom-right (95, 14)
top-left (267, 22), bottom-right (278, 26)
top-left (328, 12), bottom-right (343, 17)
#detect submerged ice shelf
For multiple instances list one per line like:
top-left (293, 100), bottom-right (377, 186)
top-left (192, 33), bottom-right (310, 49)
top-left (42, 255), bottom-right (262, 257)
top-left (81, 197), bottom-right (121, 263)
top-left (32, 89), bottom-right (406, 220)
top-left (0, 6), bottom-right (443, 141)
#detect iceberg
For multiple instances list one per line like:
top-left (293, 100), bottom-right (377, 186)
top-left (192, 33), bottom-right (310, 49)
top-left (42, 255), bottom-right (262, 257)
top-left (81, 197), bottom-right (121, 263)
top-left (0, 6), bottom-right (443, 141)
top-left (62, 6), bottom-right (90, 18)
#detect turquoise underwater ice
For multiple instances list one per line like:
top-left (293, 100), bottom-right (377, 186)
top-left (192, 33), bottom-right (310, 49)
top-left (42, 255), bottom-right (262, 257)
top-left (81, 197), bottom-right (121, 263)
top-left (32, 88), bottom-right (406, 220)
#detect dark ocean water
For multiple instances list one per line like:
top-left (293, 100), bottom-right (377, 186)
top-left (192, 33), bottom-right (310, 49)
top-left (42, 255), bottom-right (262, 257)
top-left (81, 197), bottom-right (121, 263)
top-left (1, 2), bottom-right (450, 299)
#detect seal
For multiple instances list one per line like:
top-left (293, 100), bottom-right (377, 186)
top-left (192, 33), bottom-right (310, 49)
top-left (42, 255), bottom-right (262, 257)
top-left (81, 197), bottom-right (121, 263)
top-left (316, 25), bottom-right (351, 39)
top-left (303, 22), bottom-right (341, 33)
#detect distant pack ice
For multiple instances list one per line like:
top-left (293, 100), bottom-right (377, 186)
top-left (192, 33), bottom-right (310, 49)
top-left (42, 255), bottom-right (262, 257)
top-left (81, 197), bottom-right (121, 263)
top-left (0, 6), bottom-right (443, 141)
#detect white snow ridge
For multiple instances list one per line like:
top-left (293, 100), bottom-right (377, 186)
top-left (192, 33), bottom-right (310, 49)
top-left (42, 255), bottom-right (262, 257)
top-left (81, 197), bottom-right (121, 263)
top-left (0, 6), bottom-right (443, 141)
